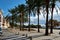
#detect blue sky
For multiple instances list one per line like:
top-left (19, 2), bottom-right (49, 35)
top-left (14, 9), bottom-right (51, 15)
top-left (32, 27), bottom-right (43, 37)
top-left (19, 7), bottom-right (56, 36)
top-left (0, 0), bottom-right (26, 16)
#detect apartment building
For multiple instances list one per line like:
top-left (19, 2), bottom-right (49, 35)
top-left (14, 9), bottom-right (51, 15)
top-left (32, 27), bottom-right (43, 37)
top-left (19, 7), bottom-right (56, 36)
top-left (0, 10), bottom-right (10, 29)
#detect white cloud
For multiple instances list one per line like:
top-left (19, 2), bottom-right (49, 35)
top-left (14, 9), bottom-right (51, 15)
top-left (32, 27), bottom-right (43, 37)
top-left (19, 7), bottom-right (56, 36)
top-left (25, 2), bottom-right (60, 26)
top-left (29, 7), bottom-right (60, 26)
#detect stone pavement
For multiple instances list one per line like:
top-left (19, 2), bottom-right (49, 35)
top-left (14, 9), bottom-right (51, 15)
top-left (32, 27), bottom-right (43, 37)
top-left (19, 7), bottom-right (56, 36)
top-left (1, 28), bottom-right (60, 40)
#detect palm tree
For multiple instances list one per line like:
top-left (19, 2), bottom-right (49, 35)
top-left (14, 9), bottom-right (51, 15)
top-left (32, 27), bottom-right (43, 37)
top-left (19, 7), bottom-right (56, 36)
top-left (50, 0), bottom-right (60, 33)
top-left (50, 0), bottom-right (55, 33)
top-left (5, 14), bottom-right (11, 21)
top-left (26, 0), bottom-right (44, 32)
top-left (26, 0), bottom-right (34, 31)
top-left (45, 0), bottom-right (50, 35)
top-left (33, 0), bottom-right (44, 32)
top-left (42, 0), bottom-right (59, 35)
top-left (8, 8), bottom-right (16, 28)
top-left (17, 4), bottom-right (26, 31)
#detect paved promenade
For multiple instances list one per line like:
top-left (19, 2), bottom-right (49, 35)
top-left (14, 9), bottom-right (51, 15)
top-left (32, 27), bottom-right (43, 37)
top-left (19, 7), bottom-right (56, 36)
top-left (0, 28), bottom-right (60, 40)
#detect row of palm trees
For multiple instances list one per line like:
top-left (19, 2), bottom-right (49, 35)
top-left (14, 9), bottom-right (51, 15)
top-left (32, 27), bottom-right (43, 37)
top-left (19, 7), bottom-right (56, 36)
top-left (8, 4), bottom-right (28, 30)
top-left (7, 0), bottom-right (60, 35)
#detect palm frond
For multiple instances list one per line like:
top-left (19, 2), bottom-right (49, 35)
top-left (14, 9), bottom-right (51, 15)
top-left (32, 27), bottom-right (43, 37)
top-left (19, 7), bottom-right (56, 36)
top-left (55, 7), bottom-right (58, 15)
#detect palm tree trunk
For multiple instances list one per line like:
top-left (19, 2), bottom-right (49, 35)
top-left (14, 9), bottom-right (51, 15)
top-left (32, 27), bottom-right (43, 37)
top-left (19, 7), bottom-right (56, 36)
top-left (50, 1), bottom-right (55, 33)
top-left (28, 10), bottom-right (30, 31)
top-left (22, 13), bottom-right (24, 31)
top-left (23, 19), bottom-right (24, 31)
top-left (20, 13), bottom-right (24, 31)
top-left (23, 16), bottom-right (24, 31)
top-left (37, 8), bottom-right (40, 32)
top-left (50, 8), bottom-right (53, 33)
top-left (45, 3), bottom-right (49, 35)
top-left (12, 16), bottom-right (14, 28)
top-left (20, 14), bottom-right (21, 31)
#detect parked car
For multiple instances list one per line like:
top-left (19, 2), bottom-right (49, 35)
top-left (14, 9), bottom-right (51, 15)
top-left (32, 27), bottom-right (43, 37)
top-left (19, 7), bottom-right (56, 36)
top-left (0, 27), bottom-right (2, 35)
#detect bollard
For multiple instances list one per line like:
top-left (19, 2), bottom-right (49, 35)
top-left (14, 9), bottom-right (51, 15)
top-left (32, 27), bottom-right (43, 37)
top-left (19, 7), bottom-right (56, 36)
top-left (59, 32), bottom-right (60, 34)
top-left (22, 34), bottom-right (25, 36)
top-left (26, 34), bottom-right (27, 37)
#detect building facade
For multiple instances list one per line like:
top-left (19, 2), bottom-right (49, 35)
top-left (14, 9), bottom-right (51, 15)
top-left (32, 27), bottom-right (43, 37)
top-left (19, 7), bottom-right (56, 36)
top-left (0, 10), bottom-right (10, 29)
